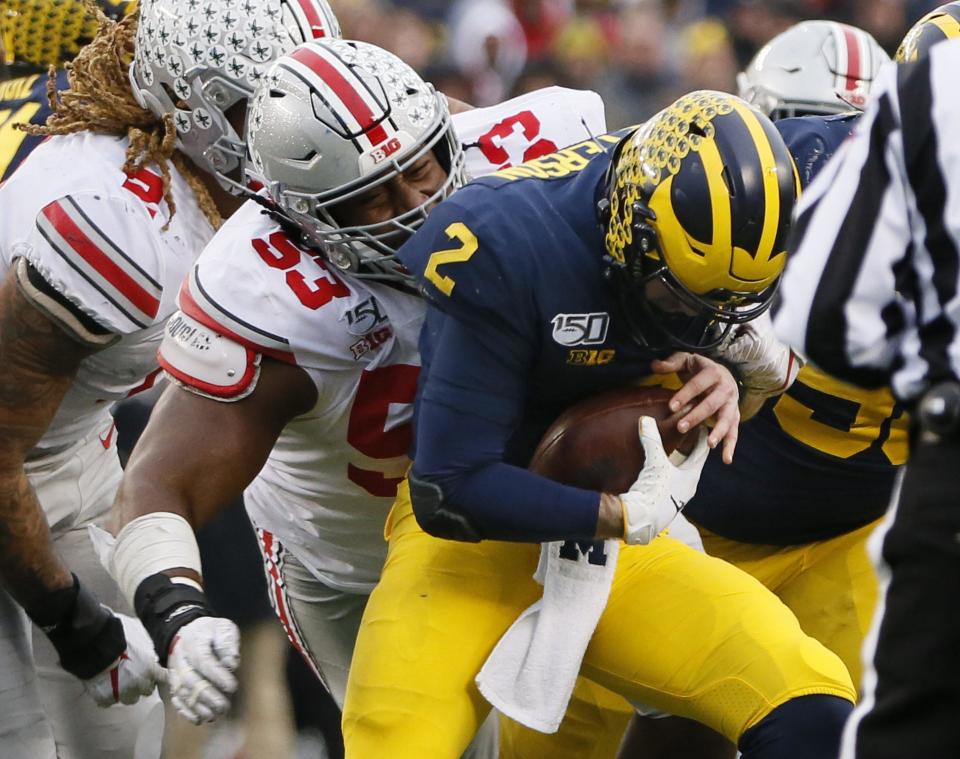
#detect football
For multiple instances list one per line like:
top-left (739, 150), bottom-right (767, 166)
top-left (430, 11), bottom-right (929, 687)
top-left (529, 385), bottom-right (698, 493)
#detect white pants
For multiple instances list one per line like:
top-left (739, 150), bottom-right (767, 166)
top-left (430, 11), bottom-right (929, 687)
top-left (0, 423), bottom-right (164, 759)
top-left (254, 524), bottom-right (499, 759)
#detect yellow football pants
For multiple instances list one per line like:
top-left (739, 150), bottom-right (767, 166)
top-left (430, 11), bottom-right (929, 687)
top-left (499, 678), bottom-right (633, 759)
top-left (697, 519), bottom-right (880, 693)
top-left (342, 479), bottom-right (855, 759)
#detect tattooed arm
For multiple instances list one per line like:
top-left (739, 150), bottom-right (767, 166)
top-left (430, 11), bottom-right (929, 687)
top-left (0, 260), bottom-right (103, 616)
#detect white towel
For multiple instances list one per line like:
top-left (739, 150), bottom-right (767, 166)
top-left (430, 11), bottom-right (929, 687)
top-left (475, 537), bottom-right (619, 734)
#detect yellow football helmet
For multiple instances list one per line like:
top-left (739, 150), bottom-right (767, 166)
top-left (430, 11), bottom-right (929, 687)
top-left (600, 90), bottom-right (799, 351)
top-left (896, 2), bottom-right (960, 62)
top-left (0, 0), bottom-right (135, 73)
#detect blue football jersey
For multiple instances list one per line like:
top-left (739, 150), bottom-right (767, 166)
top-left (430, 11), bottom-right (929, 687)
top-left (777, 113), bottom-right (859, 189)
top-left (400, 131), bottom-right (679, 540)
top-left (402, 132), bottom-right (666, 461)
top-left (0, 70), bottom-right (68, 181)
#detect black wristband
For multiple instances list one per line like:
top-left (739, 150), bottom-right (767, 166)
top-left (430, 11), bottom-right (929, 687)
top-left (28, 574), bottom-right (126, 680)
top-left (134, 573), bottom-right (217, 667)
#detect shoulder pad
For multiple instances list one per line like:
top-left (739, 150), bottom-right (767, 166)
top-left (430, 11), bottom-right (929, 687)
top-left (28, 191), bottom-right (165, 334)
top-left (158, 312), bottom-right (261, 402)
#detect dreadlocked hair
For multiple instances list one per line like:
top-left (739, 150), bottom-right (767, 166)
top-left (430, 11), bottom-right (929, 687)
top-left (15, 0), bottom-right (222, 230)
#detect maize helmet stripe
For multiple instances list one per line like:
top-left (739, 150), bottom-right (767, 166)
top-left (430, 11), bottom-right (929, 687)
top-left (896, 3), bottom-right (960, 62)
top-left (689, 133), bottom-right (731, 259)
top-left (930, 12), bottom-right (960, 39)
top-left (288, 46), bottom-right (391, 149)
top-left (727, 99), bottom-right (786, 281)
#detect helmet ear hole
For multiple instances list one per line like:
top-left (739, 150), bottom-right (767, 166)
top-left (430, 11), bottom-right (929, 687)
top-left (596, 198), bottom-right (611, 225)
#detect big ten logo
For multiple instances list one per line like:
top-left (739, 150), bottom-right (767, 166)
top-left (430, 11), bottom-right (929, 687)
top-left (370, 137), bottom-right (403, 165)
top-left (567, 349), bottom-right (615, 367)
top-left (346, 297), bottom-right (393, 359)
top-left (350, 326), bottom-right (393, 360)
top-left (122, 167), bottom-right (164, 219)
top-left (558, 540), bottom-right (608, 567)
top-left (477, 111), bottom-right (558, 170)
top-left (840, 88), bottom-right (867, 109)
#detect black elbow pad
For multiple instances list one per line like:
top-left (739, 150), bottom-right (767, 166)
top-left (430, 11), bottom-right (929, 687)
top-left (408, 472), bottom-right (483, 543)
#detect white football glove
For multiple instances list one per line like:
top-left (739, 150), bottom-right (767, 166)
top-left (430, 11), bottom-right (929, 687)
top-left (83, 613), bottom-right (166, 706)
top-left (709, 312), bottom-right (803, 419)
top-left (168, 616), bottom-right (240, 724)
top-left (619, 417), bottom-right (709, 545)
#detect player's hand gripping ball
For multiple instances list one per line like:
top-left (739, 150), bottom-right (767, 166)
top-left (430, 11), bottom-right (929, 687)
top-left (530, 385), bottom-right (709, 544)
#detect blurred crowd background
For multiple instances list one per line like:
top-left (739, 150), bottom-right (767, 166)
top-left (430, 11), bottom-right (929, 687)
top-left (330, 0), bottom-right (943, 129)
top-left (5, 1), bottom-right (949, 758)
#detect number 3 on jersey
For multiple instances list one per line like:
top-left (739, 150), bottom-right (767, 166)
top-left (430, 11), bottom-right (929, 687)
top-left (424, 222), bottom-right (478, 296)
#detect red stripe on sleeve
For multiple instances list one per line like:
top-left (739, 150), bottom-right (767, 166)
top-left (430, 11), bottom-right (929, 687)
top-left (42, 201), bottom-right (160, 319)
top-left (290, 47), bottom-right (389, 146)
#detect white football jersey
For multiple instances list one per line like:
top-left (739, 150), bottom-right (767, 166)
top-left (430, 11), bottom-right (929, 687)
top-left (0, 132), bottom-right (215, 455)
top-left (160, 88), bottom-right (607, 592)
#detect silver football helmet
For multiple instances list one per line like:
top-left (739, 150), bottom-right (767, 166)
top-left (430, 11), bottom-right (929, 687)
top-left (247, 39), bottom-right (467, 284)
top-left (130, 0), bottom-right (341, 191)
top-left (737, 20), bottom-right (890, 120)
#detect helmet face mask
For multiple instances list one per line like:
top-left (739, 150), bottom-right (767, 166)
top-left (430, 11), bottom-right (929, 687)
top-left (277, 111), bottom-right (462, 270)
top-left (248, 39), bottom-right (467, 286)
top-left (601, 91), bottom-right (796, 353)
top-left (603, 196), bottom-right (770, 353)
top-left (129, 0), bottom-right (341, 192)
top-left (617, 255), bottom-right (733, 353)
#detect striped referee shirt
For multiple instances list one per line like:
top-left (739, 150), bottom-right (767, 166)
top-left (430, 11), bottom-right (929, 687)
top-left (774, 40), bottom-right (960, 404)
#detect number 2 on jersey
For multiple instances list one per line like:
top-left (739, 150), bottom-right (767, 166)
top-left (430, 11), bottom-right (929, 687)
top-left (424, 222), bottom-right (478, 297)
